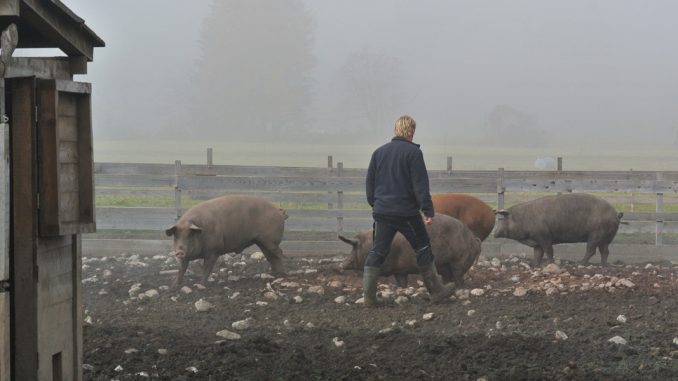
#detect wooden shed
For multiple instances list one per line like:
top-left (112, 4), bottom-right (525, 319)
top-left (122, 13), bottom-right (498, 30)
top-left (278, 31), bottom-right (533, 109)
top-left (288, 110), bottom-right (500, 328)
top-left (0, 1), bottom-right (103, 380)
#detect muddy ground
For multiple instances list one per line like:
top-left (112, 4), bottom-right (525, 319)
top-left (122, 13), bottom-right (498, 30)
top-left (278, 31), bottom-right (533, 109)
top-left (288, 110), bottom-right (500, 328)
top-left (82, 251), bottom-right (678, 381)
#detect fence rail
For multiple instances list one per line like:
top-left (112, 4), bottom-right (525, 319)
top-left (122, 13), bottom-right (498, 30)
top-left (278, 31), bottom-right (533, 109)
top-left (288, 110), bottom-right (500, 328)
top-left (89, 155), bottom-right (678, 258)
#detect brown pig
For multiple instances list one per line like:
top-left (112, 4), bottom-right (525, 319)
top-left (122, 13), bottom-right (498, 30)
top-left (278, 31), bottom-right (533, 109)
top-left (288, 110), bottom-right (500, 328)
top-left (165, 195), bottom-right (287, 286)
top-left (431, 193), bottom-right (495, 241)
top-left (339, 214), bottom-right (481, 288)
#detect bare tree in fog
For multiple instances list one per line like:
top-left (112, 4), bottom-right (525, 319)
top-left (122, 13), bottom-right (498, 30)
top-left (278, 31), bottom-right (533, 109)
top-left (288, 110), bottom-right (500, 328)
top-left (192, 0), bottom-right (315, 141)
top-left (484, 105), bottom-right (551, 147)
top-left (338, 48), bottom-right (403, 136)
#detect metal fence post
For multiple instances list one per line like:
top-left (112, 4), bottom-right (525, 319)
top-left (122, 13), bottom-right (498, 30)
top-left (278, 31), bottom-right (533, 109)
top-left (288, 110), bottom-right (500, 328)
top-left (174, 160), bottom-right (182, 221)
top-left (656, 172), bottom-right (664, 246)
top-left (327, 156), bottom-right (333, 210)
top-left (336, 162), bottom-right (344, 234)
top-left (497, 167), bottom-right (505, 210)
top-left (447, 156), bottom-right (453, 174)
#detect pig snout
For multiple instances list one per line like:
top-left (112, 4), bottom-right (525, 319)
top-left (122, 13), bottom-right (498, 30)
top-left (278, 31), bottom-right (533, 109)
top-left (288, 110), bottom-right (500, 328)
top-left (174, 250), bottom-right (186, 260)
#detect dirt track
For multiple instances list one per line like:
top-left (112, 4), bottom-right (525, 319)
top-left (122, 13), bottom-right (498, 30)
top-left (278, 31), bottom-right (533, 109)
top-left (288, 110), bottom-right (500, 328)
top-left (83, 252), bottom-right (678, 380)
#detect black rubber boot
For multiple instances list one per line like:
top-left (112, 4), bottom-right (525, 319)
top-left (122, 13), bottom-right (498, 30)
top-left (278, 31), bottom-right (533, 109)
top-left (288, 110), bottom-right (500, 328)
top-left (418, 262), bottom-right (455, 303)
top-left (362, 266), bottom-right (381, 307)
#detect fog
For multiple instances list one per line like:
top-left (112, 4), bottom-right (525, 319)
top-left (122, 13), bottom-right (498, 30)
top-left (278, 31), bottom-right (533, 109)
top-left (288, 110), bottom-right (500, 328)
top-left (42, 1), bottom-right (678, 167)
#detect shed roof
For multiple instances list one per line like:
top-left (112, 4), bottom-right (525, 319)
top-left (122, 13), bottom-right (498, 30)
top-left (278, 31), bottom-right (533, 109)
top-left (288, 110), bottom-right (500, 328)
top-left (0, 0), bottom-right (104, 61)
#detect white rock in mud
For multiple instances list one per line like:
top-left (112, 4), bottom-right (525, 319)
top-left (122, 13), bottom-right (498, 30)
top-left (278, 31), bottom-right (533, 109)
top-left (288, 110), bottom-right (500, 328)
top-left (394, 296), bottom-right (409, 305)
top-left (159, 270), bottom-right (178, 275)
top-left (545, 287), bottom-right (558, 296)
top-left (260, 273), bottom-right (275, 280)
top-left (423, 313), bottom-right (435, 321)
top-left (380, 290), bottom-right (394, 299)
top-left (230, 292), bottom-right (240, 299)
top-left (232, 318), bottom-right (254, 331)
top-left (216, 329), bottom-right (241, 340)
top-left (513, 287), bottom-right (528, 297)
top-left (456, 289), bottom-right (470, 299)
top-left (306, 322), bottom-right (315, 329)
top-left (263, 291), bottom-right (278, 301)
top-left (555, 330), bottom-right (569, 340)
top-left (542, 263), bottom-right (561, 274)
top-left (616, 315), bottom-right (627, 324)
top-left (194, 299), bottom-right (213, 312)
top-left (510, 275), bottom-right (520, 282)
top-left (127, 261), bottom-right (149, 268)
top-left (355, 297), bottom-right (365, 304)
top-left (102, 269), bottom-right (113, 279)
top-left (84, 316), bottom-right (93, 325)
top-left (328, 281), bottom-right (344, 288)
top-left (406, 319), bottom-right (417, 327)
top-left (124, 348), bottom-right (138, 354)
top-left (334, 296), bottom-right (346, 304)
top-left (185, 366), bottom-right (199, 374)
top-left (158, 348), bottom-right (167, 355)
top-left (180, 286), bottom-right (192, 295)
top-left (98, 289), bottom-right (108, 296)
top-left (470, 288), bottom-right (485, 296)
top-left (144, 289), bottom-right (159, 298)
top-left (293, 295), bottom-right (304, 304)
top-left (281, 282), bottom-right (300, 288)
top-left (194, 284), bottom-right (206, 290)
top-left (609, 336), bottom-right (627, 345)
top-left (467, 310), bottom-right (476, 317)
top-left (616, 279), bottom-right (635, 288)
top-left (128, 286), bottom-right (142, 297)
top-left (495, 321), bottom-right (504, 330)
top-left (256, 301), bottom-right (268, 306)
top-left (490, 257), bottom-right (502, 268)
top-left (114, 365), bottom-right (123, 372)
top-left (645, 263), bottom-right (655, 270)
top-left (332, 337), bottom-right (345, 347)
top-left (250, 251), bottom-right (265, 260)
top-left (308, 286), bottom-right (325, 295)
top-left (305, 269), bottom-right (318, 275)
top-left (158, 285), bottom-right (170, 292)
top-left (378, 328), bottom-right (395, 335)
top-left (83, 275), bottom-right (98, 284)
top-left (672, 338), bottom-right (678, 347)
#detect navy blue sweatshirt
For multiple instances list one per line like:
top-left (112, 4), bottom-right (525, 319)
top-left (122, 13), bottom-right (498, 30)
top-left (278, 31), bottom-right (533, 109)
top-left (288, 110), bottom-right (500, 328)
top-left (366, 137), bottom-right (434, 218)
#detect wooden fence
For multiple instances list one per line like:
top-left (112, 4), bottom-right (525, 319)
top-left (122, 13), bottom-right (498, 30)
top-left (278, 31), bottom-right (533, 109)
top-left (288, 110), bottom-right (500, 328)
top-left (85, 152), bottom-right (678, 261)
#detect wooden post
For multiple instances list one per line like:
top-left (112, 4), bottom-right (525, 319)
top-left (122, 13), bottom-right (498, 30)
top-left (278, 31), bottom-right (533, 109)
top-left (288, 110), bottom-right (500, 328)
top-left (327, 156), bottom-right (333, 210)
top-left (206, 147), bottom-right (213, 168)
top-left (0, 77), bottom-right (10, 381)
top-left (447, 156), bottom-right (452, 174)
top-left (174, 160), bottom-right (182, 220)
top-left (497, 167), bottom-right (505, 210)
top-left (557, 157), bottom-right (563, 196)
top-left (629, 169), bottom-right (635, 212)
top-left (656, 172), bottom-right (664, 246)
top-left (336, 162), bottom-right (344, 233)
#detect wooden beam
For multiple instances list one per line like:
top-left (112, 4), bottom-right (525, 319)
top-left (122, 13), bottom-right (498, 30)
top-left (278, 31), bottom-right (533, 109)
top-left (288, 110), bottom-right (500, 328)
top-left (0, 0), bottom-right (19, 16)
top-left (19, 0), bottom-right (102, 60)
top-left (0, 78), bottom-right (10, 381)
top-left (11, 76), bottom-right (39, 381)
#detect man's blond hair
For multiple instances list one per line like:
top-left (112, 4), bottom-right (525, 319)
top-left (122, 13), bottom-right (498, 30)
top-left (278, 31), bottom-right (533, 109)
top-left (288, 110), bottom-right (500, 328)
top-left (394, 115), bottom-right (416, 138)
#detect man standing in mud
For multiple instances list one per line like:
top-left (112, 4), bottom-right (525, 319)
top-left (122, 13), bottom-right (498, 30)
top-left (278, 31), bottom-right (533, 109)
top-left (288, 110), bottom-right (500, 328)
top-left (363, 115), bottom-right (454, 306)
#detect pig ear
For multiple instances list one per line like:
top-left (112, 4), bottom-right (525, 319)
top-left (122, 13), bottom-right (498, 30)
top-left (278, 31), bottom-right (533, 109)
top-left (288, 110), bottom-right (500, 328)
top-left (189, 222), bottom-right (202, 232)
top-left (338, 234), bottom-right (358, 248)
top-left (165, 225), bottom-right (177, 236)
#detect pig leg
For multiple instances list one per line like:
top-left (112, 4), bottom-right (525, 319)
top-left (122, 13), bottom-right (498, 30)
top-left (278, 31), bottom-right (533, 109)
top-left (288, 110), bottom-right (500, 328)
top-left (533, 246), bottom-right (545, 266)
top-left (201, 254), bottom-right (219, 285)
top-left (598, 243), bottom-right (610, 266)
top-left (257, 241), bottom-right (286, 276)
top-left (582, 241), bottom-right (597, 265)
top-left (437, 264), bottom-right (454, 284)
top-left (176, 257), bottom-right (189, 287)
top-left (543, 243), bottom-right (555, 263)
top-left (394, 274), bottom-right (408, 288)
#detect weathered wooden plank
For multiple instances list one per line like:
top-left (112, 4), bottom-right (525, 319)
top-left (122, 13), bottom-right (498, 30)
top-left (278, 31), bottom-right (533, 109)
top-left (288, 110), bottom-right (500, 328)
top-left (59, 191), bottom-right (80, 223)
top-left (0, 122), bottom-right (8, 281)
top-left (59, 140), bottom-right (79, 163)
top-left (503, 178), bottom-right (678, 194)
top-left (11, 76), bottom-right (39, 381)
top-left (58, 162), bottom-right (79, 193)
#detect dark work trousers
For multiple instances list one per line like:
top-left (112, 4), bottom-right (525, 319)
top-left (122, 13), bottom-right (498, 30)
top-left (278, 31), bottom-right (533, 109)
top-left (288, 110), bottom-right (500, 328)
top-left (364, 213), bottom-right (434, 268)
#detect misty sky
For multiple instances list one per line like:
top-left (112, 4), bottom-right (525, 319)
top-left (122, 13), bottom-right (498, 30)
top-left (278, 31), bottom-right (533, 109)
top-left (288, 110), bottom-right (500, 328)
top-left (39, 1), bottom-right (678, 149)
